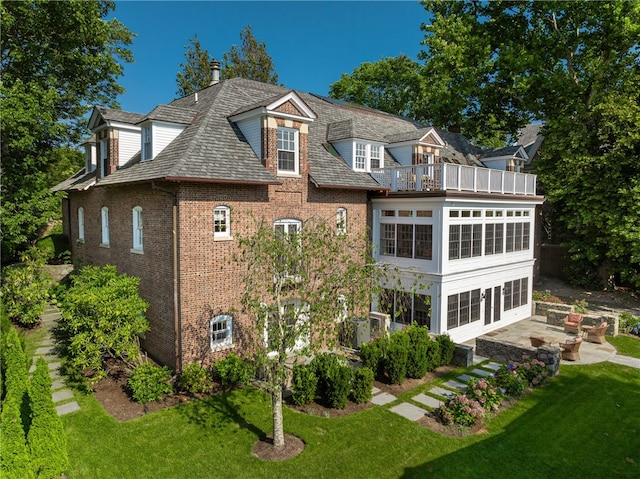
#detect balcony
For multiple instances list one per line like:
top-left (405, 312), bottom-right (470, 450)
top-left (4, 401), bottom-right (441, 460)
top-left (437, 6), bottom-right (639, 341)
top-left (371, 163), bottom-right (537, 196)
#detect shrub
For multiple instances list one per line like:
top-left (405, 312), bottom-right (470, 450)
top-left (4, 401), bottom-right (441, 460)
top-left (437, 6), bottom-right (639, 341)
top-left (494, 362), bottom-right (527, 397)
top-left (405, 324), bottom-right (431, 379)
top-left (128, 362), bottom-right (173, 404)
top-left (291, 364), bottom-right (317, 406)
top-left (513, 356), bottom-right (550, 387)
top-left (359, 336), bottom-right (387, 379)
top-left (27, 358), bottom-right (69, 478)
top-left (2, 327), bottom-right (29, 405)
top-left (466, 377), bottom-right (503, 413)
top-left (1, 251), bottom-right (50, 327)
top-left (619, 312), bottom-right (640, 336)
top-left (0, 397), bottom-right (34, 479)
top-left (325, 363), bottom-right (352, 409)
top-left (436, 334), bottom-right (455, 366)
top-left (35, 231), bottom-right (70, 265)
top-left (384, 332), bottom-right (409, 384)
top-left (311, 352), bottom-right (344, 398)
top-left (350, 367), bottom-right (374, 404)
top-left (425, 337), bottom-right (441, 372)
top-left (179, 362), bottom-right (213, 395)
top-left (59, 265), bottom-right (149, 387)
top-left (573, 299), bottom-right (588, 313)
top-left (212, 353), bottom-right (254, 388)
top-left (532, 290), bottom-right (566, 304)
top-left (436, 394), bottom-right (485, 427)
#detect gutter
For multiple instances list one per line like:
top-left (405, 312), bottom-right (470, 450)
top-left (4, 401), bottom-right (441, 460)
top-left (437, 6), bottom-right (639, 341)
top-left (152, 182), bottom-right (182, 372)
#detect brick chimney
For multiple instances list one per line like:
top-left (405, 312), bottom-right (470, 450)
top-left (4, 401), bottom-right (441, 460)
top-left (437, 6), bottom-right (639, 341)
top-left (210, 60), bottom-right (220, 85)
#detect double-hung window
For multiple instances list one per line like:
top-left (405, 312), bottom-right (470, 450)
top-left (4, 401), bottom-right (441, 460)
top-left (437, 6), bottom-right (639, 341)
top-left (370, 145), bottom-right (382, 169)
top-left (210, 314), bottom-right (233, 350)
top-left (132, 206), bottom-right (143, 251)
top-left (355, 142), bottom-right (367, 171)
top-left (101, 207), bottom-right (109, 246)
top-left (99, 139), bottom-right (108, 178)
top-left (77, 207), bottom-right (85, 242)
top-left (214, 206), bottom-right (231, 239)
top-left (274, 219), bottom-right (302, 278)
top-left (142, 126), bottom-right (152, 161)
top-left (277, 127), bottom-right (298, 175)
top-left (336, 207), bottom-right (347, 234)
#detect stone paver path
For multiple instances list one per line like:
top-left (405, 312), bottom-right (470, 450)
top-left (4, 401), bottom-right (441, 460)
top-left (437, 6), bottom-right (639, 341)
top-left (390, 402), bottom-right (428, 421)
top-left (32, 305), bottom-right (80, 416)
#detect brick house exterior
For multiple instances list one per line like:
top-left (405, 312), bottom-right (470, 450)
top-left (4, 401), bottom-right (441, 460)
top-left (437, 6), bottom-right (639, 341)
top-left (54, 77), bottom-right (543, 371)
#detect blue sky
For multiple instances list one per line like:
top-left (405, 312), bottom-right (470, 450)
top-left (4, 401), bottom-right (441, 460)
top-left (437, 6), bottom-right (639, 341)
top-left (110, 1), bottom-right (428, 114)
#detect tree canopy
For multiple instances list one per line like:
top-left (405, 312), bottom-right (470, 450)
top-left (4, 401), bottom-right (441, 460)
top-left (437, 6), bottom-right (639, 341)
top-left (329, 55), bottom-right (426, 119)
top-left (0, 0), bottom-right (134, 262)
top-left (175, 25), bottom-right (279, 97)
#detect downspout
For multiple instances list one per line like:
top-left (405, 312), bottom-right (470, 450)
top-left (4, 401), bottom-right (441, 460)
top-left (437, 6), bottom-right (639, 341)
top-left (152, 182), bottom-right (182, 372)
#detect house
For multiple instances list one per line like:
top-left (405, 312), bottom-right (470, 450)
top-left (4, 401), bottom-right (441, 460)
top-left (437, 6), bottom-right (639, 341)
top-left (53, 71), bottom-right (543, 370)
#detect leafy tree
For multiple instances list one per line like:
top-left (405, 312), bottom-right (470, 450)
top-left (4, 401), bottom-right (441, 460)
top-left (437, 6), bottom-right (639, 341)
top-left (329, 55), bottom-right (427, 119)
top-left (175, 34), bottom-right (213, 97)
top-left (221, 25), bottom-right (279, 84)
top-left (235, 217), bottom-right (392, 449)
top-left (419, 0), bottom-right (640, 287)
top-left (59, 265), bottom-right (149, 387)
top-left (27, 358), bottom-right (69, 478)
top-left (0, 0), bottom-right (134, 262)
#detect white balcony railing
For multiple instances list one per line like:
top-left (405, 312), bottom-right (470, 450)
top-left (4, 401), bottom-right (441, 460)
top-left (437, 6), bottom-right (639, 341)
top-left (370, 163), bottom-right (537, 196)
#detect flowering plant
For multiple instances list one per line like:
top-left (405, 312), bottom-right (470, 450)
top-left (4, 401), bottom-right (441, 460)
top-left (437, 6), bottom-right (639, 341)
top-left (436, 394), bottom-right (485, 427)
top-left (466, 377), bottom-right (503, 412)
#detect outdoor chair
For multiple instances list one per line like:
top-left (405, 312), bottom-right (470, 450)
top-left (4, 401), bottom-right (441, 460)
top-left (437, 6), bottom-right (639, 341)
top-left (586, 322), bottom-right (608, 344)
top-left (559, 337), bottom-right (582, 361)
top-left (563, 312), bottom-right (584, 334)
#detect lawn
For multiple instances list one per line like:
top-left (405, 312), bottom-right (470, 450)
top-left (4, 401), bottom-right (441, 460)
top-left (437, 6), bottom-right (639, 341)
top-left (61, 362), bottom-right (640, 479)
top-left (607, 335), bottom-right (640, 358)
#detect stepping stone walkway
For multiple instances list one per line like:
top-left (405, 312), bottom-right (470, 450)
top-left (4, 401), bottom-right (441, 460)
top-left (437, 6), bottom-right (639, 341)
top-left (31, 305), bottom-right (80, 416)
top-left (370, 358), bottom-right (506, 423)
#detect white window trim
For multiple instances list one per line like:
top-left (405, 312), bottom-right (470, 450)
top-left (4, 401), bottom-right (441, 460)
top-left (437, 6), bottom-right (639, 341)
top-left (99, 139), bottom-right (108, 178)
top-left (77, 207), bottom-right (85, 242)
top-left (336, 207), bottom-right (347, 234)
top-left (263, 299), bottom-right (309, 358)
top-left (213, 205), bottom-right (231, 240)
top-left (210, 314), bottom-right (233, 351)
top-left (100, 206), bottom-right (109, 247)
top-left (142, 126), bottom-right (152, 161)
top-left (131, 206), bottom-right (143, 253)
top-left (353, 141), bottom-right (384, 172)
top-left (276, 127), bottom-right (299, 176)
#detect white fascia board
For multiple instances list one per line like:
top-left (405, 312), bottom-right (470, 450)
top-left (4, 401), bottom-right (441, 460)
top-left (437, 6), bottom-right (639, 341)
top-left (109, 121), bottom-right (141, 132)
top-left (266, 91), bottom-right (317, 120)
top-left (418, 127), bottom-right (446, 147)
top-left (82, 180), bottom-right (96, 191)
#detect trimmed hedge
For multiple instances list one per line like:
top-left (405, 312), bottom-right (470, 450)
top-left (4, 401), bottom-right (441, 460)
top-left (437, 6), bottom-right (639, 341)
top-left (291, 364), bottom-right (317, 406)
top-left (385, 332), bottom-right (409, 384)
top-left (0, 397), bottom-right (34, 479)
top-left (27, 358), bottom-right (69, 478)
top-left (128, 362), bottom-right (173, 404)
top-left (325, 363), bottom-right (352, 409)
top-left (405, 324), bottom-right (431, 379)
top-left (351, 367), bottom-right (374, 404)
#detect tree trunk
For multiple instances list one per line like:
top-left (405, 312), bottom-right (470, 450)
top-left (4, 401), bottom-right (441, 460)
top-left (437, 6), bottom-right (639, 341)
top-left (272, 387), bottom-right (285, 449)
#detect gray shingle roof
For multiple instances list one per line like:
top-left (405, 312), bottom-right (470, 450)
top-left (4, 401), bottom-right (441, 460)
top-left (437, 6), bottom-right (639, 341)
top-left (516, 123), bottom-right (544, 147)
top-left (137, 104), bottom-right (198, 125)
top-left (96, 107), bottom-right (145, 125)
top-left (65, 77), bottom-right (497, 191)
top-left (480, 146), bottom-right (522, 159)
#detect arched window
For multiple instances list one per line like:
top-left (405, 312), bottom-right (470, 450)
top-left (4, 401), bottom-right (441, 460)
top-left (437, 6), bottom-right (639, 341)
top-left (132, 206), bottom-right (143, 251)
top-left (77, 207), bottom-right (85, 241)
top-left (100, 207), bottom-right (109, 246)
top-left (210, 314), bottom-right (233, 350)
top-left (213, 206), bottom-right (230, 238)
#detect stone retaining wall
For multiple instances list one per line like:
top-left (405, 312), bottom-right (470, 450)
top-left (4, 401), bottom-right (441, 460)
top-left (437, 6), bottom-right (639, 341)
top-left (476, 337), bottom-right (561, 376)
top-left (546, 309), bottom-right (619, 336)
top-left (534, 301), bottom-right (572, 316)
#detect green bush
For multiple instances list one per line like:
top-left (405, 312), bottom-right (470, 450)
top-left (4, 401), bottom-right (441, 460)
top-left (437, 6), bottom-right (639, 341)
top-left (179, 362), bottom-right (213, 395)
top-left (405, 324), bottom-right (431, 379)
top-left (436, 334), bottom-right (455, 366)
top-left (291, 364), bottom-right (317, 406)
top-left (619, 312), bottom-right (640, 335)
top-left (350, 367), bottom-right (374, 404)
top-left (310, 352), bottom-right (344, 399)
top-left (35, 231), bottom-right (70, 265)
top-left (1, 252), bottom-right (50, 327)
top-left (27, 358), bottom-right (69, 478)
top-left (0, 397), bottom-right (34, 479)
top-left (425, 338), bottom-right (441, 372)
top-left (465, 376), bottom-right (503, 413)
top-left (59, 265), bottom-right (149, 387)
top-left (2, 327), bottom-right (29, 405)
top-left (212, 353), bottom-right (254, 388)
top-left (127, 362), bottom-right (173, 404)
top-left (325, 363), bottom-right (352, 409)
top-left (494, 363), bottom-right (527, 397)
top-left (384, 332), bottom-right (409, 384)
top-left (359, 336), bottom-right (388, 379)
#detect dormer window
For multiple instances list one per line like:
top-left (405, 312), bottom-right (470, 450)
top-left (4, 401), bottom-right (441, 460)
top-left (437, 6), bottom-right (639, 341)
top-left (353, 142), bottom-right (384, 172)
top-left (142, 126), bottom-right (152, 161)
top-left (277, 127), bottom-right (299, 175)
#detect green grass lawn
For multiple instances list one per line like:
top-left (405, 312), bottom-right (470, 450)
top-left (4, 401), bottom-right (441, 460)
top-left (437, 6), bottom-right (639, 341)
top-left (61, 362), bottom-right (640, 479)
top-left (607, 335), bottom-right (640, 358)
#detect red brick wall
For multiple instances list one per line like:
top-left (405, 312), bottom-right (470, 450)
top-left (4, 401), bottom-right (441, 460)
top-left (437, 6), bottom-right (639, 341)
top-left (67, 183), bottom-right (177, 368)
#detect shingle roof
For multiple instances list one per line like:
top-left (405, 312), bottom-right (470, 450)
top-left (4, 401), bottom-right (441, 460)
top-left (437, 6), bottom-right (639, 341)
top-left (516, 123), bottom-right (544, 147)
top-left (51, 169), bottom-right (95, 193)
top-left (61, 77), bottom-right (496, 191)
top-left (137, 104), bottom-right (198, 125)
top-left (480, 146), bottom-right (522, 159)
top-left (96, 107), bottom-right (145, 125)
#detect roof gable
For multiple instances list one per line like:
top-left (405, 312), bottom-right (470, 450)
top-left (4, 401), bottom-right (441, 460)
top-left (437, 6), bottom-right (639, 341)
top-left (228, 90), bottom-right (316, 123)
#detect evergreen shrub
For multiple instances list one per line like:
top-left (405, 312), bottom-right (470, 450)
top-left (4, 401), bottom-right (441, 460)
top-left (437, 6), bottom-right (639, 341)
top-left (128, 362), bottom-right (173, 404)
top-left (405, 324), bottom-right (431, 379)
top-left (325, 363), bottom-right (352, 409)
top-left (291, 364), bottom-right (317, 406)
top-left (384, 332), bottom-right (409, 384)
top-left (350, 367), bottom-right (374, 404)
top-left (436, 334), bottom-right (455, 366)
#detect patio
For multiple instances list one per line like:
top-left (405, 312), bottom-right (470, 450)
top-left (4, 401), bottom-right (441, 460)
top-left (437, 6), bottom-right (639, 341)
top-left (465, 314), bottom-right (618, 365)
